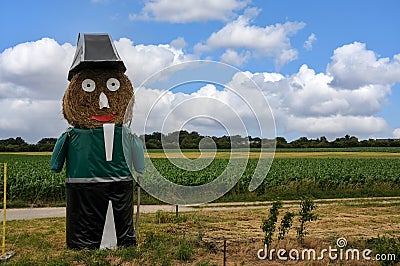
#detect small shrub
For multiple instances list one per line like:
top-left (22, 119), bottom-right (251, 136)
top-left (278, 211), bottom-right (295, 240)
top-left (296, 198), bottom-right (317, 245)
top-left (261, 200), bottom-right (283, 252)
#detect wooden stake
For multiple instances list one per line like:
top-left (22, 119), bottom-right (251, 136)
top-left (223, 239), bottom-right (226, 266)
top-left (2, 163), bottom-right (7, 255)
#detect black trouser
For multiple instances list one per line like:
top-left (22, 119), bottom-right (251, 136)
top-left (66, 181), bottom-right (135, 250)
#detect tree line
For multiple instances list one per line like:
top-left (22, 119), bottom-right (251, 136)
top-left (145, 131), bottom-right (400, 149)
top-left (0, 137), bottom-right (57, 152)
top-left (1, 131), bottom-right (400, 152)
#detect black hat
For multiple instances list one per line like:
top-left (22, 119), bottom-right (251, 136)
top-left (68, 33), bottom-right (126, 81)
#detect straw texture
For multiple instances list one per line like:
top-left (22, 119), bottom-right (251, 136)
top-left (63, 69), bottom-right (134, 128)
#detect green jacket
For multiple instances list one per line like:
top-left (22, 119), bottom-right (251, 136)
top-left (50, 125), bottom-right (145, 183)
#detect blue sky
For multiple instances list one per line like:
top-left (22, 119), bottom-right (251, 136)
top-left (1, 0), bottom-right (400, 142)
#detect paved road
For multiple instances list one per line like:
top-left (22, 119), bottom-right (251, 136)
top-left (2, 196), bottom-right (400, 221)
top-left (3, 205), bottom-right (196, 221)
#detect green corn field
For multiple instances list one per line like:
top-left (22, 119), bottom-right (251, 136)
top-left (0, 152), bottom-right (400, 205)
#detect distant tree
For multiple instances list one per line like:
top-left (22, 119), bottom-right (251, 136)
top-left (146, 138), bottom-right (162, 149)
top-left (145, 132), bottom-right (163, 141)
top-left (178, 130), bottom-right (190, 146)
top-left (37, 138), bottom-right (57, 145)
top-left (319, 136), bottom-right (328, 143)
top-left (5, 131), bottom-right (400, 152)
top-left (332, 135), bottom-right (359, 148)
top-left (262, 138), bottom-right (276, 148)
top-left (316, 136), bottom-right (330, 148)
top-left (15, 137), bottom-right (27, 145)
top-left (199, 137), bottom-right (216, 149)
top-left (391, 140), bottom-right (400, 147)
top-left (181, 138), bottom-right (197, 149)
top-left (276, 137), bottom-right (287, 148)
top-left (215, 136), bottom-right (230, 149)
top-left (251, 137), bottom-right (261, 142)
top-left (162, 131), bottom-right (180, 145)
top-left (0, 137), bottom-right (27, 146)
top-left (250, 137), bottom-right (261, 148)
top-left (290, 137), bottom-right (310, 148)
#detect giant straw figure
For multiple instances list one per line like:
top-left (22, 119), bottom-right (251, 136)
top-left (50, 33), bottom-right (145, 249)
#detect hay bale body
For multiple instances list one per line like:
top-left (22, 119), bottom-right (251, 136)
top-left (63, 68), bottom-right (134, 128)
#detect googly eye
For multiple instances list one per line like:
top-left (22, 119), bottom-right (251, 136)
top-left (81, 79), bottom-right (96, 92)
top-left (106, 78), bottom-right (120, 91)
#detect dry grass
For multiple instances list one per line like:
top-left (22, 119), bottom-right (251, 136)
top-left (184, 200), bottom-right (400, 265)
top-left (2, 198), bottom-right (398, 265)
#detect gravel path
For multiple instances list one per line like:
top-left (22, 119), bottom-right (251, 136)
top-left (2, 196), bottom-right (399, 221)
top-left (3, 205), bottom-right (196, 221)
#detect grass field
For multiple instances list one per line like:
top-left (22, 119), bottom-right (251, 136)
top-left (1, 149), bottom-right (400, 206)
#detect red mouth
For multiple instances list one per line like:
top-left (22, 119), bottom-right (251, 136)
top-left (91, 114), bottom-right (116, 122)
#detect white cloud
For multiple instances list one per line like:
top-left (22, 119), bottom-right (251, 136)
top-left (0, 38), bottom-right (399, 142)
top-left (128, 42), bottom-right (397, 139)
top-left (114, 38), bottom-right (196, 86)
top-left (0, 98), bottom-right (68, 142)
top-left (133, 81), bottom-right (274, 138)
top-left (131, 57), bottom-right (393, 140)
top-left (303, 33), bottom-right (316, 51)
top-left (129, 0), bottom-right (249, 23)
top-left (247, 62), bottom-right (393, 139)
top-left (327, 42), bottom-right (400, 89)
top-left (170, 37), bottom-right (187, 49)
top-left (220, 49), bottom-right (250, 66)
top-left (262, 72), bottom-right (285, 83)
top-left (278, 65), bottom-right (390, 117)
top-left (0, 38), bottom-right (75, 142)
top-left (285, 115), bottom-right (389, 139)
top-left (0, 38), bottom-right (74, 100)
top-left (194, 8), bottom-right (305, 68)
top-left (393, 128), bottom-right (400, 138)
top-left (130, 52), bottom-right (395, 140)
